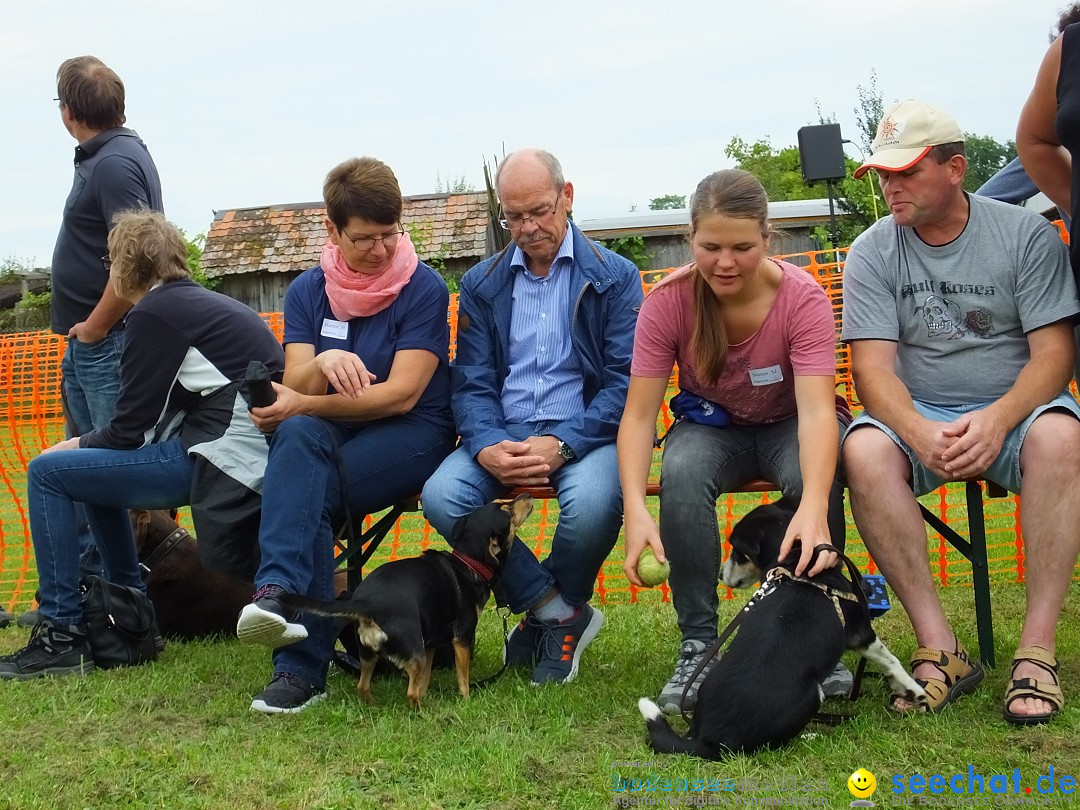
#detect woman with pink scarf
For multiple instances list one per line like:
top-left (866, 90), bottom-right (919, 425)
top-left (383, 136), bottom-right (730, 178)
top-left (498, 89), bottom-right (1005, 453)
top-left (236, 157), bottom-right (456, 714)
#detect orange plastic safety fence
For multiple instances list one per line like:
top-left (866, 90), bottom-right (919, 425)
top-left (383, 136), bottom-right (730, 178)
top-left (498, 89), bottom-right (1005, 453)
top-left (0, 245), bottom-right (1063, 612)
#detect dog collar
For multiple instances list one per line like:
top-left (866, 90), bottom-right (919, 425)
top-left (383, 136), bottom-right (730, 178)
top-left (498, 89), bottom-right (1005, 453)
top-left (139, 526), bottom-right (191, 576)
top-left (451, 550), bottom-right (496, 583)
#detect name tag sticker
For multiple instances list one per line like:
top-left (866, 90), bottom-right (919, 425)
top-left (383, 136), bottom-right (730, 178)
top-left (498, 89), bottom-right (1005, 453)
top-left (320, 318), bottom-right (348, 340)
top-left (749, 365), bottom-right (783, 386)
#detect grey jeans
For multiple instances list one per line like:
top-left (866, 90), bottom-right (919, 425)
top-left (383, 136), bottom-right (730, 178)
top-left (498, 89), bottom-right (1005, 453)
top-left (658, 416), bottom-right (846, 644)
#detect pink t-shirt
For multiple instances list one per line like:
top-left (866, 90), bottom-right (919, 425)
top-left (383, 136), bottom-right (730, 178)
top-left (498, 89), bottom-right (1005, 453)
top-left (631, 261), bottom-right (848, 425)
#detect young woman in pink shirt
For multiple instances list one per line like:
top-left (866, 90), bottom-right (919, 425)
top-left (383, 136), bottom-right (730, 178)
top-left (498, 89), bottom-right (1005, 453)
top-left (617, 169), bottom-right (851, 714)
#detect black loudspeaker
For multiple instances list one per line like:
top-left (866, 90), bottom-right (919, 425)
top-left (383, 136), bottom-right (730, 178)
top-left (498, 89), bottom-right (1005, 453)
top-left (797, 124), bottom-right (846, 183)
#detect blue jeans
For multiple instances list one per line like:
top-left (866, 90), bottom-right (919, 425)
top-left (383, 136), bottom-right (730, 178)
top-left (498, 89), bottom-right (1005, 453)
top-left (61, 326), bottom-right (125, 578)
top-left (659, 417), bottom-right (846, 644)
top-left (26, 438), bottom-right (194, 625)
top-left (256, 414), bottom-right (455, 690)
top-left (421, 423), bottom-right (624, 614)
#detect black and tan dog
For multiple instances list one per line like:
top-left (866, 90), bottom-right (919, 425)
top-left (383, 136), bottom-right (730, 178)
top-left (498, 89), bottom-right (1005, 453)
top-left (280, 494), bottom-right (533, 709)
top-left (131, 509), bottom-right (255, 639)
top-left (639, 497), bottom-right (928, 758)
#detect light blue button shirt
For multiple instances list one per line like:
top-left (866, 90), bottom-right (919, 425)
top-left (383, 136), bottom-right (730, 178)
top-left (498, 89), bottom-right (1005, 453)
top-left (501, 228), bottom-right (584, 425)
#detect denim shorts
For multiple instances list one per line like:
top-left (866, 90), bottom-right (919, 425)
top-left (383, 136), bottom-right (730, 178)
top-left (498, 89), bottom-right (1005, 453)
top-left (844, 392), bottom-right (1080, 496)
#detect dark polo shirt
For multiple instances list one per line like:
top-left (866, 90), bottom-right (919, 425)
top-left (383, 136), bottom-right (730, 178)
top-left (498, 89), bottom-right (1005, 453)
top-left (50, 127), bottom-right (163, 334)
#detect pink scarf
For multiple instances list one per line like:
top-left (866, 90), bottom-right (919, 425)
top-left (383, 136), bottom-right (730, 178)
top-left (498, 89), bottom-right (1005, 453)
top-left (320, 230), bottom-right (419, 320)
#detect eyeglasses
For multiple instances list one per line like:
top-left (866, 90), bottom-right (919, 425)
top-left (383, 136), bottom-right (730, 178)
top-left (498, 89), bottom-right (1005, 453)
top-left (499, 193), bottom-right (561, 231)
top-left (100, 255), bottom-right (112, 272)
top-left (339, 225), bottom-right (405, 253)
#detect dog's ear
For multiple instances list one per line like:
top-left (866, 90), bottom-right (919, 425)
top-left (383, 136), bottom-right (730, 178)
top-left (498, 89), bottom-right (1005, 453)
top-left (130, 509), bottom-right (151, 552)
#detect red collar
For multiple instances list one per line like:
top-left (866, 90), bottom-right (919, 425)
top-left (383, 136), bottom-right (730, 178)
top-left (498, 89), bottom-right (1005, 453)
top-left (452, 550), bottom-right (496, 582)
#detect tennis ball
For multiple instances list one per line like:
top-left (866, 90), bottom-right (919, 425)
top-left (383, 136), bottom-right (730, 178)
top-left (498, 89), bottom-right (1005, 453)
top-left (636, 548), bottom-right (670, 587)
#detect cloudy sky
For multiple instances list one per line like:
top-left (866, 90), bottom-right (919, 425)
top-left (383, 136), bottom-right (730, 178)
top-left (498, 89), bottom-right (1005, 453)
top-left (0, 0), bottom-right (1068, 268)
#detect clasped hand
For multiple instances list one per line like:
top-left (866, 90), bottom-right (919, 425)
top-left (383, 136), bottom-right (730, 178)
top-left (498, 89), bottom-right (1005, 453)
top-left (315, 350), bottom-right (376, 398)
top-left (476, 436), bottom-right (564, 487)
top-left (914, 411), bottom-right (1005, 480)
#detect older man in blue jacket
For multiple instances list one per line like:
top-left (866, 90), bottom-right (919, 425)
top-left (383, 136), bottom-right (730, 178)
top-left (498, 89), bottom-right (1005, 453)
top-left (423, 148), bottom-right (642, 685)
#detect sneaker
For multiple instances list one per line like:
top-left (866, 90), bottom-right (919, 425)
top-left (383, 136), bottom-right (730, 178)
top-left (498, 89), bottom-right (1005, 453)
top-left (237, 585), bottom-right (308, 649)
top-left (0, 608), bottom-right (11, 629)
top-left (250, 672), bottom-right (327, 714)
top-left (530, 605), bottom-right (604, 685)
top-left (658, 639), bottom-right (719, 715)
top-left (16, 608), bottom-right (41, 629)
top-left (0, 620), bottom-right (95, 680)
top-left (820, 660), bottom-right (854, 698)
top-left (504, 613), bottom-right (544, 667)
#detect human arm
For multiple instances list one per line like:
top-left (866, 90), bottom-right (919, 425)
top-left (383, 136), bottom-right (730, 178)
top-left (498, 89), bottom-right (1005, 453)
top-left (618, 375), bottom-right (669, 587)
top-left (778, 375), bottom-right (840, 577)
top-left (938, 320), bottom-right (1075, 478)
top-left (67, 281), bottom-right (131, 343)
top-left (1017, 35), bottom-right (1072, 216)
top-left (280, 342), bottom-right (376, 397)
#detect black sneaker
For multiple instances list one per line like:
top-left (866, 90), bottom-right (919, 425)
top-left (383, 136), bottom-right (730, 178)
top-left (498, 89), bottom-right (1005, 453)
top-left (250, 672), bottom-right (326, 714)
top-left (531, 605), bottom-right (604, 685)
top-left (503, 613), bottom-right (544, 667)
top-left (0, 620), bottom-right (95, 680)
top-left (0, 608), bottom-right (12, 629)
top-left (237, 584), bottom-right (308, 648)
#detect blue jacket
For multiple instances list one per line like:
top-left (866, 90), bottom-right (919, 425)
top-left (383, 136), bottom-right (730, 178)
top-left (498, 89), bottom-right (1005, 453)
top-left (451, 222), bottom-right (643, 459)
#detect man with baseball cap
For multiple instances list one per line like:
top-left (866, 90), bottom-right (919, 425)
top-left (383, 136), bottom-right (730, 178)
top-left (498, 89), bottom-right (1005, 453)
top-left (842, 99), bottom-right (1080, 724)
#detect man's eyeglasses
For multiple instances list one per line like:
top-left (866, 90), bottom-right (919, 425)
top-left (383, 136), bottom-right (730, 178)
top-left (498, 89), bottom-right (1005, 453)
top-left (499, 193), bottom-right (561, 231)
top-left (339, 225), bottom-right (405, 253)
top-left (100, 255), bottom-right (112, 272)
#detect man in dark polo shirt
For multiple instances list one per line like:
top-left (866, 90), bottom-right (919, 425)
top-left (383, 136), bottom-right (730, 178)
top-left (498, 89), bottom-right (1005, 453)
top-left (19, 57), bottom-right (164, 625)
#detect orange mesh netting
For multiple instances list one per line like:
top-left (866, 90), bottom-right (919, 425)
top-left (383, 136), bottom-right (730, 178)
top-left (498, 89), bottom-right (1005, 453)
top-left (1, 247), bottom-right (1072, 612)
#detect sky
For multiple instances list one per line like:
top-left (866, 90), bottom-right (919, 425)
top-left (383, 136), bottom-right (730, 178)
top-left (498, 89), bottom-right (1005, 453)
top-left (0, 0), bottom-right (1068, 269)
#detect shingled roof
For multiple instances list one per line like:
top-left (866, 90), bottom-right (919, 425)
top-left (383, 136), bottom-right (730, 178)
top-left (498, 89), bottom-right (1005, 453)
top-left (201, 192), bottom-right (491, 278)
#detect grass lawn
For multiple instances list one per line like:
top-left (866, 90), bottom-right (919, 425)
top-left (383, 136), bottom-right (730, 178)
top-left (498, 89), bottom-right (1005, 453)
top-left (1, 581), bottom-right (1078, 810)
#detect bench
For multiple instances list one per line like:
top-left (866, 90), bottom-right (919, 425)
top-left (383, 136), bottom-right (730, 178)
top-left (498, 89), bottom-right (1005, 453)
top-left (332, 258), bottom-right (1015, 669)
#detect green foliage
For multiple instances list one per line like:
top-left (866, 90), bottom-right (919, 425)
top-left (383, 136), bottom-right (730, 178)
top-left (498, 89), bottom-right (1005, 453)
top-left (179, 230), bottom-right (219, 291)
top-left (600, 235), bottom-right (652, 270)
top-left (854, 69), bottom-right (886, 153)
top-left (963, 134), bottom-right (1018, 192)
top-left (648, 194), bottom-right (686, 210)
top-left (434, 171), bottom-right (475, 193)
top-left (725, 137), bottom-right (878, 245)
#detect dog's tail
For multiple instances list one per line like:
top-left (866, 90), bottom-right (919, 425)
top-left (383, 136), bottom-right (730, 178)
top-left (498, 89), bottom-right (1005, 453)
top-left (279, 593), bottom-right (388, 651)
top-left (637, 698), bottom-right (716, 759)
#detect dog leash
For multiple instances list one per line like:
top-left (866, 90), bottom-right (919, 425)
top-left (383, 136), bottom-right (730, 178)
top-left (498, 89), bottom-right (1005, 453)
top-left (138, 526), bottom-right (191, 577)
top-left (679, 544), bottom-right (869, 725)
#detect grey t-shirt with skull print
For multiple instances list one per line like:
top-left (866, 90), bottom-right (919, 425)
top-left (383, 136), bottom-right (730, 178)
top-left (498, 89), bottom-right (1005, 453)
top-left (841, 193), bottom-right (1079, 407)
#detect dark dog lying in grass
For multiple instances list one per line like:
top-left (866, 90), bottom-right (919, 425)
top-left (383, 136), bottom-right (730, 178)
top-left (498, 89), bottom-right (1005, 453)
top-left (280, 494), bottom-right (533, 709)
top-left (639, 497), bottom-right (927, 758)
top-left (131, 509), bottom-right (255, 639)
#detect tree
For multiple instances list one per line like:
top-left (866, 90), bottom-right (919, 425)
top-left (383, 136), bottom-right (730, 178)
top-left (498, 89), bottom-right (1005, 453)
top-left (434, 172), bottom-right (475, 193)
top-left (648, 194), bottom-right (686, 210)
top-left (179, 230), bottom-right (218, 291)
top-left (962, 134), bottom-right (1018, 192)
top-left (853, 70), bottom-right (885, 154)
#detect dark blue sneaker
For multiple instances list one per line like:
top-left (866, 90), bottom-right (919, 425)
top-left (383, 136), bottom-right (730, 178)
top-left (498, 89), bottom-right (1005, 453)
top-left (237, 585), bottom-right (307, 649)
top-left (250, 672), bottom-right (326, 714)
top-left (531, 605), bottom-right (604, 685)
top-left (504, 613), bottom-right (544, 667)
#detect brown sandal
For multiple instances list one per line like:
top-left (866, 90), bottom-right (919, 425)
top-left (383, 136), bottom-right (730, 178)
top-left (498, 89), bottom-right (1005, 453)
top-left (891, 638), bottom-right (984, 713)
top-left (1003, 646), bottom-right (1063, 725)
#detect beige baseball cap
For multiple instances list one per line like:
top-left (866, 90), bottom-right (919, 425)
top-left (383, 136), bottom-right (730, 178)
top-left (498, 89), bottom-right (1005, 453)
top-left (853, 99), bottom-right (965, 179)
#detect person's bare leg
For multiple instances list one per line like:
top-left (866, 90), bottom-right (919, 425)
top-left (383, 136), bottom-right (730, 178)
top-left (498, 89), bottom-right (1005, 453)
top-left (845, 427), bottom-right (956, 709)
top-left (1009, 413), bottom-right (1080, 717)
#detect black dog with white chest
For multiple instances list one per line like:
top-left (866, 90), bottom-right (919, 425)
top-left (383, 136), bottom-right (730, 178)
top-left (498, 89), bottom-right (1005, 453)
top-left (281, 494), bottom-right (533, 709)
top-left (639, 496), bottom-right (927, 758)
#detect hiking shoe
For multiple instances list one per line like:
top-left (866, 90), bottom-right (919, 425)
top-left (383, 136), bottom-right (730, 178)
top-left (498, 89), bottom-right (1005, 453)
top-left (17, 608), bottom-right (42, 629)
top-left (658, 639), bottom-right (719, 715)
top-left (250, 672), bottom-right (326, 714)
top-left (237, 585), bottom-right (308, 649)
top-left (531, 605), bottom-right (604, 685)
top-left (504, 613), bottom-right (544, 667)
top-left (0, 620), bottom-right (95, 680)
top-left (821, 660), bottom-right (854, 698)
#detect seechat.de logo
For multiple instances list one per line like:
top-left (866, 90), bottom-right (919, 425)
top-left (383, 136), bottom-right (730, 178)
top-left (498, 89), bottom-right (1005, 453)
top-left (848, 768), bottom-right (877, 807)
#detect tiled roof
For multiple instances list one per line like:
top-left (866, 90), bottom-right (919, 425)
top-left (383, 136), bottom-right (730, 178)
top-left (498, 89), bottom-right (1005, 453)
top-left (201, 192), bottom-right (491, 278)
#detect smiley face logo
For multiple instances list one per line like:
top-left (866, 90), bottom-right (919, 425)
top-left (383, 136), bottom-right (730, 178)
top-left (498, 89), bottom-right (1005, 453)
top-left (848, 768), bottom-right (877, 800)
